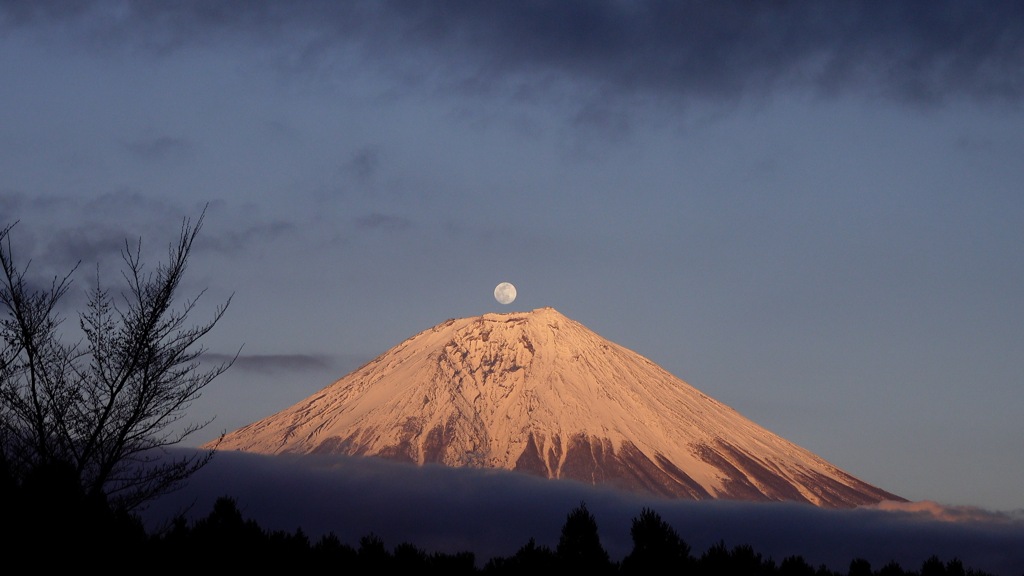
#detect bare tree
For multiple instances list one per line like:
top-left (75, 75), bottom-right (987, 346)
top-left (0, 210), bottom-right (233, 511)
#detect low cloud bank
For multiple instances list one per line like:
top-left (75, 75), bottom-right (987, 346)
top-left (142, 450), bottom-right (1023, 575)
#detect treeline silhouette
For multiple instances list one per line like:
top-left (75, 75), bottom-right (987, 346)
top-left (1, 461), bottom-right (1000, 575)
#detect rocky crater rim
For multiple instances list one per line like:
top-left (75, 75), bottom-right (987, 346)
top-left (479, 307), bottom-right (562, 321)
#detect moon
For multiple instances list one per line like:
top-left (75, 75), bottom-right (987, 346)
top-left (494, 282), bottom-right (517, 305)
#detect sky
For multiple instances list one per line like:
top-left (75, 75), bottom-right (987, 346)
top-left (1, 0), bottom-right (1022, 520)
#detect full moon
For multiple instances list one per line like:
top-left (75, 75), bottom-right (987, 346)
top-left (494, 282), bottom-right (517, 305)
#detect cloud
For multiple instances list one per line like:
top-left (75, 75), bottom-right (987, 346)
top-left (355, 212), bottom-right (413, 231)
top-left (40, 224), bottom-right (132, 271)
top-left (345, 146), bottom-right (381, 183)
top-left (402, 1), bottom-right (1024, 106)
top-left (123, 135), bottom-right (193, 162)
top-left (1, 191), bottom-right (215, 266)
top-left (202, 353), bottom-right (333, 375)
top-left (143, 450), bottom-right (1024, 575)
top-left (0, 194), bottom-right (301, 314)
top-left (195, 220), bottom-right (297, 255)
top-left (4, 1), bottom-right (1022, 108)
top-left (1, 197), bottom-right (140, 280)
top-left (869, 499), bottom-right (1023, 524)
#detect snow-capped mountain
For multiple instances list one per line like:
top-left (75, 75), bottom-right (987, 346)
top-left (210, 307), bottom-right (903, 507)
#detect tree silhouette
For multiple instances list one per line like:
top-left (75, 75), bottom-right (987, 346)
top-left (357, 533), bottom-right (392, 572)
top-left (0, 210), bottom-right (233, 511)
top-left (6, 457), bottom-right (148, 564)
top-left (483, 537), bottom-right (557, 575)
top-left (429, 550), bottom-right (477, 575)
top-left (698, 541), bottom-right (776, 576)
top-left (311, 531), bottom-right (357, 566)
top-left (555, 501), bottom-right (615, 574)
top-left (779, 555), bottom-right (817, 576)
top-left (620, 506), bottom-right (692, 575)
top-left (190, 496), bottom-right (266, 547)
top-left (394, 541), bottom-right (429, 571)
top-left (921, 555), bottom-right (969, 576)
top-left (944, 558), bottom-right (966, 576)
top-left (922, 555), bottom-right (948, 576)
top-left (877, 560), bottom-right (908, 576)
top-left (848, 558), bottom-right (873, 576)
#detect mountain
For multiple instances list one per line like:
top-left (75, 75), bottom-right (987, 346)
top-left (209, 307), bottom-right (903, 508)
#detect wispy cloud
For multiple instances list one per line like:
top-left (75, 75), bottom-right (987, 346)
top-left (41, 224), bottom-right (132, 271)
top-left (195, 220), bottom-right (297, 255)
top-left (1, 191), bottom-right (272, 262)
top-left (123, 134), bottom-right (193, 162)
top-left (869, 499), bottom-right (1022, 524)
top-left (202, 353), bottom-right (333, 375)
top-left (355, 212), bottom-right (412, 231)
top-left (1, 193), bottom-right (156, 274)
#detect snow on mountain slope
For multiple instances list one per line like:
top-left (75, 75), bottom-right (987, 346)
top-left (209, 307), bottom-right (903, 507)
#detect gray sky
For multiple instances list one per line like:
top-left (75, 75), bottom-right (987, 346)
top-left (2, 1), bottom-right (1022, 513)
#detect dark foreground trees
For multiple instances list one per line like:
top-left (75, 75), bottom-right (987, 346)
top-left (0, 470), bottom-right (1001, 576)
top-left (0, 211), bottom-right (232, 512)
top-left (136, 498), bottom-right (997, 576)
top-left (620, 507), bottom-right (692, 575)
top-left (556, 501), bottom-right (616, 574)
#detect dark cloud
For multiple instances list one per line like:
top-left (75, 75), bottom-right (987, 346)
top-left (0, 192), bottom-right (305, 302)
top-left (40, 224), bottom-right (131, 271)
top-left (4, 1), bottom-right (1022, 106)
top-left (123, 135), bottom-right (193, 162)
top-left (143, 450), bottom-right (1024, 575)
top-left (383, 1), bottom-right (1024, 105)
top-left (0, 191), bottom-right (88, 223)
top-left (1, 191), bottom-right (198, 268)
top-left (0, 193), bottom-right (204, 315)
top-left (202, 353), bottom-right (333, 375)
top-left (196, 220), bottom-right (297, 255)
top-left (346, 146), bottom-right (381, 183)
top-left (2, 205), bottom-right (129, 285)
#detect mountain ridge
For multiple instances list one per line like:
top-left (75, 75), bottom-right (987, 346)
top-left (209, 307), bottom-right (904, 508)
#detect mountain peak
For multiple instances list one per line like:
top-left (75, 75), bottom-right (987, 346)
top-left (210, 309), bottom-right (903, 508)
top-left (479, 306), bottom-right (565, 321)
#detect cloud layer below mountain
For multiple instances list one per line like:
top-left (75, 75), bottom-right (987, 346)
top-left (143, 450), bottom-right (1024, 575)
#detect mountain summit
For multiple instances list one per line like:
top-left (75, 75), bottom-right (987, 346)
top-left (210, 307), bottom-right (902, 507)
